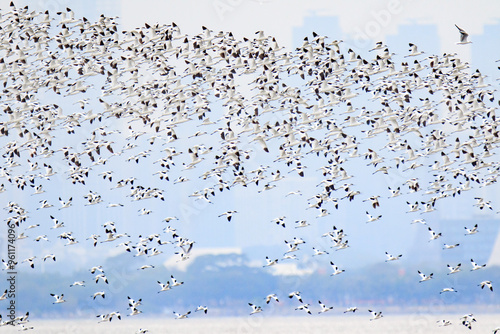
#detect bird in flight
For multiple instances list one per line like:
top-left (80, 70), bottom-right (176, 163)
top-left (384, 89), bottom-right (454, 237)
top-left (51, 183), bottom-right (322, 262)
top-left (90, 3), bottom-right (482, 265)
top-left (455, 24), bottom-right (472, 45)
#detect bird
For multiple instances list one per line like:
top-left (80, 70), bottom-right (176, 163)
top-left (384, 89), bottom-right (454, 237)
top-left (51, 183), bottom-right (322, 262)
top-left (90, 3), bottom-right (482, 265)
top-left (330, 262), bottom-right (345, 276)
top-left (447, 263), bottom-right (461, 275)
top-left (248, 303), bottom-right (262, 315)
top-left (470, 259), bottom-right (486, 271)
top-left (92, 291), bottom-right (105, 299)
top-left (95, 274), bottom-right (108, 284)
top-left (295, 304), bottom-right (312, 315)
top-left (173, 311), bottom-right (191, 319)
top-left (428, 227), bottom-right (442, 241)
top-left (288, 291), bottom-right (303, 303)
top-left (366, 211), bottom-right (382, 223)
top-left (443, 243), bottom-right (460, 250)
top-left (464, 224), bottom-right (479, 235)
top-left (455, 24), bottom-right (472, 45)
top-left (418, 270), bottom-right (433, 282)
top-left (128, 307), bottom-right (143, 316)
top-left (369, 309), bottom-right (383, 320)
top-left (436, 319), bottom-right (452, 326)
top-left (344, 307), bottom-right (358, 313)
top-left (171, 275), bottom-right (184, 287)
top-left (318, 300), bottom-right (333, 313)
top-left (478, 280), bottom-right (493, 291)
top-left (263, 256), bottom-right (278, 267)
top-left (157, 281), bottom-right (171, 292)
top-left (50, 294), bottom-right (66, 304)
top-left (195, 305), bottom-right (208, 314)
top-left (385, 252), bottom-right (402, 262)
top-left (265, 294), bottom-right (279, 304)
top-left (439, 287), bottom-right (457, 294)
top-left (70, 281), bottom-right (85, 287)
top-left (218, 211), bottom-right (237, 221)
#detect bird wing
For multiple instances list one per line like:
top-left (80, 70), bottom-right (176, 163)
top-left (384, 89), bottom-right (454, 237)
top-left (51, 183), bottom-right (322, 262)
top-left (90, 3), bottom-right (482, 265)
top-left (455, 24), bottom-right (469, 42)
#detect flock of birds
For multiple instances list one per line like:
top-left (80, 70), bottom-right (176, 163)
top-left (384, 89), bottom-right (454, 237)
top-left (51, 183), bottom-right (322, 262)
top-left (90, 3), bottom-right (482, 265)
top-left (0, 1), bottom-right (499, 332)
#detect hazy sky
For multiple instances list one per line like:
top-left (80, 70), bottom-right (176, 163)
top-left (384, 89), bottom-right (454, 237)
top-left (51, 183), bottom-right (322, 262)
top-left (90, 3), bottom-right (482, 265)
top-left (2, 0), bottom-right (500, 273)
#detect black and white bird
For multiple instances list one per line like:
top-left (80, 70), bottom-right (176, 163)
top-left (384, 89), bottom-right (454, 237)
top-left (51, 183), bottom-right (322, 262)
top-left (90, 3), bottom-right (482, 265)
top-left (344, 307), bottom-right (358, 313)
top-left (478, 280), bottom-right (493, 291)
top-left (157, 281), bottom-right (171, 292)
top-left (439, 287), bottom-right (457, 294)
top-left (368, 309), bottom-right (383, 320)
top-left (263, 256), bottom-right (278, 267)
top-left (418, 270), bottom-right (433, 282)
top-left (92, 291), bottom-right (105, 299)
top-left (195, 305), bottom-right (208, 314)
top-left (436, 319), bottom-right (452, 326)
top-left (318, 300), bottom-right (333, 313)
top-left (288, 291), bottom-right (303, 303)
top-left (455, 24), bottom-right (472, 45)
top-left (447, 263), bottom-right (461, 275)
top-left (470, 259), bottom-right (486, 271)
top-left (218, 211), bottom-right (237, 221)
top-left (50, 293), bottom-right (66, 304)
top-left (385, 252), bottom-right (402, 262)
top-left (295, 304), bottom-right (312, 315)
top-left (464, 224), bottom-right (479, 235)
top-left (330, 262), bottom-right (345, 276)
top-left (265, 294), bottom-right (279, 304)
top-left (171, 275), bottom-right (184, 287)
top-left (248, 303), bottom-right (262, 315)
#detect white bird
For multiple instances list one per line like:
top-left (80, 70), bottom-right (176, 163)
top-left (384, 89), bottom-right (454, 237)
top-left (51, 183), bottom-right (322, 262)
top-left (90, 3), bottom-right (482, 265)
top-left (288, 291), bottom-right (303, 303)
top-left (418, 270), bottom-right (433, 282)
top-left (470, 259), bottom-right (486, 271)
top-left (263, 256), bottom-right (278, 267)
top-left (366, 211), bottom-right (382, 223)
top-left (128, 296), bottom-right (142, 309)
top-left (428, 227), bottom-right (442, 241)
top-left (265, 294), bottom-right (279, 304)
top-left (478, 280), bottom-right (493, 291)
top-left (128, 307), bottom-right (142, 316)
top-left (70, 281), bottom-right (85, 287)
top-left (318, 300), bottom-right (333, 313)
top-left (218, 210), bottom-right (237, 222)
top-left (92, 291), bottom-right (105, 299)
top-left (157, 280), bottom-right (171, 292)
top-left (312, 247), bottom-right (329, 256)
top-left (385, 252), bottom-right (402, 262)
top-left (58, 197), bottom-right (72, 209)
top-left (294, 220), bottom-right (310, 228)
top-left (344, 307), bottom-right (358, 313)
top-left (439, 287), bottom-right (457, 294)
top-left (50, 293), bottom-right (66, 304)
top-left (447, 263), bottom-right (461, 275)
top-left (330, 261), bottom-right (345, 276)
top-left (248, 303), bottom-right (262, 315)
top-left (295, 304), bottom-right (312, 315)
top-left (171, 275), bottom-right (184, 287)
top-left (195, 305), bottom-right (208, 314)
top-left (437, 319), bottom-right (452, 326)
top-left (369, 309), bottom-right (383, 320)
top-left (95, 274), bottom-right (108, 284)
top-left (455, 24), bottom-right (472, 45)
top-left (464, 224), bottom-right (479, 235)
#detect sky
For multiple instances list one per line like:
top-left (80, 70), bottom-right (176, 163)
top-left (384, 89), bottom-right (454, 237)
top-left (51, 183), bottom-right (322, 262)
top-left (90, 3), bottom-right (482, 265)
top-left (1, 0), bottom-right (500, 276)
